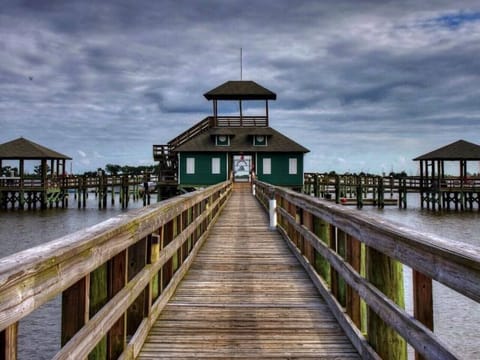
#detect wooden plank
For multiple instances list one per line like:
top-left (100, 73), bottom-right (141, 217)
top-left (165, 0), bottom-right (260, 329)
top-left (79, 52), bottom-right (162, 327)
top-left (137, 190), bottom-right (360, 359)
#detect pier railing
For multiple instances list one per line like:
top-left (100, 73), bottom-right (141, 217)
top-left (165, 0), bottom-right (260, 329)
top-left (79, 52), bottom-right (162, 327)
top-left (304, 172), bottom-right (480, 194)
top-left (0, 180), bottom-right (232, 359)
top-left (215, 115), bottom-right (268, 127)
top-left (304, 172), bottom-right (480, 210)
top-left (255, 180), bottom-right (480, 360)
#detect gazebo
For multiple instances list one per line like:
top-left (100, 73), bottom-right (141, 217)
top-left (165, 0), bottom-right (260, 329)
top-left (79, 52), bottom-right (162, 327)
top-left (413, 139), bottom-right (480, 210)
top-left (0, 137), bottom-right (71, 209)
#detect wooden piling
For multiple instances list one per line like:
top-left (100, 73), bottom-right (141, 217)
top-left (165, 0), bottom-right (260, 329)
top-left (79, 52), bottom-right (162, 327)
top-left (346, 234), bottom-right (362, 328)
top-left (61, 277), bottom-right (89, 346)
top-left (1, 322), bottom-right (18, 360)
top-left (89, 264), bottom-right (108, 359)
top-left (313, 216), bottom-right (330, 281)
top-left (366, 246), bottom-right (407, 360)
top-left (413, 270), bottom-right (433, 360)
top-left (127, 238), bottom-right (147, 336)
top-left (107, 250), bottom-right (127, 359)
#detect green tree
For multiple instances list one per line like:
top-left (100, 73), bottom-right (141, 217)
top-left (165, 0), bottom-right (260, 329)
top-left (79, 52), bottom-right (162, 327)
top-left (105, 164), bottom-right (122, 175)
top-left (34, 164), bottom-right (50, 176)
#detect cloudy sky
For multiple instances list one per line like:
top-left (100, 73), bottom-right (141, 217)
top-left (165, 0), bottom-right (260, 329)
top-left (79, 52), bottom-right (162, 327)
top-left (1, 0), bottom-right (480, 175)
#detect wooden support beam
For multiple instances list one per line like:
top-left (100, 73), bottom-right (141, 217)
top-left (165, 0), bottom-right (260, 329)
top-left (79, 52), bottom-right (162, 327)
top-left (1, 323), bottom-right (18, 360)
top-left (89, 263), bottom-right (108, 359)
top-left (127, 238), bottom-right (147, 336)
top-left (61, 276), bottom-right (89, 346)
top-left (107, 250), bottom-right (127, 359)
top-left (346, 234), bottom-right (362, 328)
top-left (413, 270), bottom-right (434, 360)
top-left (366, 246), bottom-right (407, 360)
top-left (329, 224), bottom-right (338, 299)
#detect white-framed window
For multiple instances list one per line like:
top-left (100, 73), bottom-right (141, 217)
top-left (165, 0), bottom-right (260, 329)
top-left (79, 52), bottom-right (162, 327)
top-left (263, 158), bottom-right (271, 175)
top-left (216, 135), bottom-right (230, 146)
top-left (212, 157), bottom-right (220, 174)
top-left (289, 158), bottom-right (297, 175)
top-left (253, 135), bottom-right (267, 146)
top-left (186, 157), bottom-right (195, 174)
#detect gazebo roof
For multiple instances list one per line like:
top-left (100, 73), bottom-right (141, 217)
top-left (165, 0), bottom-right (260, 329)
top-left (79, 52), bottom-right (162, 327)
top-left (0, 137), bottom-right (71, 160)
top-left (204, 80), bottom-right (277, 100)
top-left (414, 140), bottom-right (480, 161)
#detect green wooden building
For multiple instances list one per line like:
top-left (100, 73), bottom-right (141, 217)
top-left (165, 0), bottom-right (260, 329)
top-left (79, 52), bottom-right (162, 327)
top-left (153, 80), bottom-right (309, 192)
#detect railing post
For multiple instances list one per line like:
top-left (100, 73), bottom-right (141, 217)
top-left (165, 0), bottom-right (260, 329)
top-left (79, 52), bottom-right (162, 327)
top-left (61, 276), bottom-right (90, 347)
top-left (366, 246), bottom-right (407, 360)
top-left (269, 195), bottom-right (277, 230)
top-left (127, 238), bottom-right (147, 336)
top-left (302, 211), bottom-right (315, 264)
top-left (107, 250), bottom-right (127, 359)
top-left (329, 225), bottom-right (339, 299)
top-left (1, 323), bottom-right (18, 360)
top-left (346, 234), bottom-right (362, 328)
top-left (336, 230), bottom-right (347, 307)
top-left (89, 263), bottom-right (109, 359)
top-left (413, 270), bottom-right (433, 360)
top-left (313, 217), bottom-right (330, 281)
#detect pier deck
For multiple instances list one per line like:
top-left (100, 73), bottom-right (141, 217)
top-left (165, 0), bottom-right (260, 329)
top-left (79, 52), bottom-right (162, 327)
top-left (137, 185), bottom-right (359, 359)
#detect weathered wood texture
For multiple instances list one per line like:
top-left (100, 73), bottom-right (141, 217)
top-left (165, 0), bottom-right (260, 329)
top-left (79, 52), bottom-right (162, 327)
top-left (137, 187), bottom-right (360, 359)
top-left (0, 181), bottom-right (231, 359)
top-left (255, 180), bottom-right (478, 360)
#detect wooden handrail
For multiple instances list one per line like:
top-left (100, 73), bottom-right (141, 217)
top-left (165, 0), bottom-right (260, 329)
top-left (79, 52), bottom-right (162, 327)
top-left (0, 180), bottom-right (232, 359)
top-left (254, 180), bottom-right (480, 360)
top-left (304, 172), bottom-right (480, 192)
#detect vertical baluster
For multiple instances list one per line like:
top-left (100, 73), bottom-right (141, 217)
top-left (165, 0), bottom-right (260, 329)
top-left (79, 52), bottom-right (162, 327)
top-left (329, 224), bottom-right (338, 299)
top-left (1, 323), bottom-right (18, 360)
top-left (127, 238), bottom-right (147, 336)
top-left (346, 234), bottom-right (362, 328)
top-left (413, 270), bottom-right (433, 360)
top-left (61, 276), bottom-right (89, 346)
top-left (107, 250), bottom-right (127, 359)
top-left (366, 246), bottom-right (406, 360)
top-left (302, 210), bottom-right (315, 265)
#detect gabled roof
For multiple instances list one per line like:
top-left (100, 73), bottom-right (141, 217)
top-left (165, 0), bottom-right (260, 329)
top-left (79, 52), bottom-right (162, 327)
top-left (204, 80), bottom-right (277, 100)
top-left (0, 137), bottom-right (71, 160)
top-left (174, 127), bottom-right (309, 153)
top-left (414, 140), bottom-right (480, 161)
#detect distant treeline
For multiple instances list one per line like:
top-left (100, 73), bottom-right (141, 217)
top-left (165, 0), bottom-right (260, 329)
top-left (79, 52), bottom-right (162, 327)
top-left (91, 164), bottom-right (158, 176)
top-left (323, 170), bottom-right (408, 178)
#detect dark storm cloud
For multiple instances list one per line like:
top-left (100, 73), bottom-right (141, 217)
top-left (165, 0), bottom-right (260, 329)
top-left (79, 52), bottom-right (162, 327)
top-left (1, 0), bottom-right (480, 174)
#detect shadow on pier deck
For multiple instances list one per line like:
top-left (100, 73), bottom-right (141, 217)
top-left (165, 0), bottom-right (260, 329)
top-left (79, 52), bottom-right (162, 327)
top-left (138, 185), bottom-right (359, 358)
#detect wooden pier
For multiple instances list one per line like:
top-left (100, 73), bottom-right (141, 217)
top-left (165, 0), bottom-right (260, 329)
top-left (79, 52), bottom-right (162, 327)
top-left (1, 180), bottom-right (479, 359)
top-left (0, 174), bottom-right (155, 210)
top-left (304, 172), bottom-right (480, 210)
top-left (138, 184), bottom-right (359, 358)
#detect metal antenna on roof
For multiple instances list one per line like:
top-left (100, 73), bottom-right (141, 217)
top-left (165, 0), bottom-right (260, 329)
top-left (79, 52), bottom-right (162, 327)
top-left (240, 48), bottom-right (243, 80)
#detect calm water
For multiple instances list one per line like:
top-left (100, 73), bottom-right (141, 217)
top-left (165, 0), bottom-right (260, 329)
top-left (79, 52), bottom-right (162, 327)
top-left (0, 193), bottom-right (479, 359)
